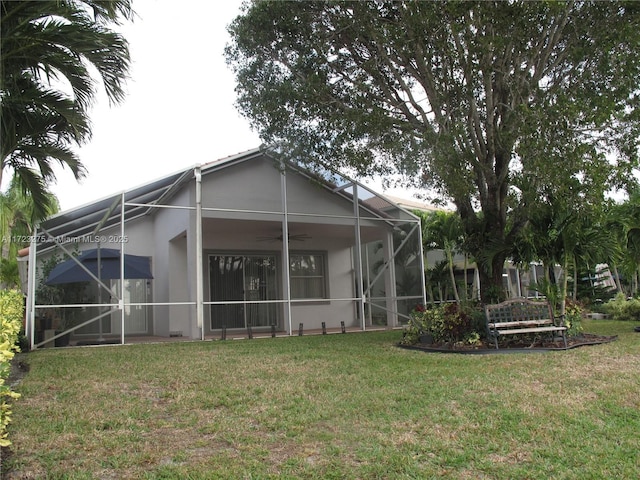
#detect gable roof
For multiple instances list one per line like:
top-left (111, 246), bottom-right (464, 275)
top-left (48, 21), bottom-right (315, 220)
top-left (35, 148), bottom-right (417, 250)
top-left (36, 149), bottom-right (261, 248)
top-left (364, 194), bottom-right (442, 214)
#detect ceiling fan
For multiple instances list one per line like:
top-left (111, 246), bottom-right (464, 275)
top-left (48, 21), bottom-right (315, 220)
top-left (257, 231), bottom-right (312, 243)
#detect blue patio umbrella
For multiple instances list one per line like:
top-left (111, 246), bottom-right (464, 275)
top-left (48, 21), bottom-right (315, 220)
top-left (45, 248), bottom-right (153, 285)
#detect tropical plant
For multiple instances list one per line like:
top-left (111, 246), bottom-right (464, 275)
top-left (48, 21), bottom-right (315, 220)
top-left (402, 302), bottom-right (482, 346)
top-left (605, 191), bottom-right (640, 297)
top-left (506, 189), bottom-right (614, 315)
top-left (424, 260), bottom-right (451, 304)
top-left (421, 210), bottom-right (464, 303)
top-left (371, 221), bottom-right (423, 300)
top-left (226, 1), bottom-right (640, 302)
top-left (0, 288), bottom-right (23, 446)
top-left (602, 293), bottom-right (640, 321)
top-left (0, 176), bottom-right (59, 288)
top-left (35, 251), bottom-right (87, 332)
top-left (563, 299), bottom-right (584, 337)
top-left (1, 0), bottom-right (133, 216)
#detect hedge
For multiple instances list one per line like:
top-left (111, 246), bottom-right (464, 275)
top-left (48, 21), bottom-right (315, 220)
top-left (0, 289), bottom-right (23, 447)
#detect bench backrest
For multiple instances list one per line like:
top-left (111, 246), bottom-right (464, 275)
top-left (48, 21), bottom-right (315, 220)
top-left (485, 298), bottom-right (554, 324)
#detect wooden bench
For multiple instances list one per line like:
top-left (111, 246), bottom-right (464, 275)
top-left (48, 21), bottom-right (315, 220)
top-left (484, 298), bottom-right (567, 349)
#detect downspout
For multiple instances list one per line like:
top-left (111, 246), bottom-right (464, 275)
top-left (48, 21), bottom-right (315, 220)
top-left (280, 168), bottom-right (292, 336)
top-left (195, 166), bottom-right (204, 340)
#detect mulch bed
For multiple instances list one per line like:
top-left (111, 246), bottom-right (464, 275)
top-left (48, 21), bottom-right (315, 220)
top-left (399, 333), bottom-right (618, 354)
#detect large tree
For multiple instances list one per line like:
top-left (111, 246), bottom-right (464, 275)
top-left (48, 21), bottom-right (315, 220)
top-left (1, 0), bottom-right (133, 217)
top-left (226, 0), bottom-right (640, 301)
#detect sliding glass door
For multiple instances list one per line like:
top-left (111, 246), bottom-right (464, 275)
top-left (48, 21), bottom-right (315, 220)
top-left (209, 254), bottom-right (278, 330)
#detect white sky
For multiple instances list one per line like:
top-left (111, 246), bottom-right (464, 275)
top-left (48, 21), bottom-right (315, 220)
top-left (48, 0), bottom-right (259, 211)
top-left (44, 0), bottom-right (412, 212)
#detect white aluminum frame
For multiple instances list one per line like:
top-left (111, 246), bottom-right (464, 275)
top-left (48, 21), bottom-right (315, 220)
top-left (26, 157), bottom-right (425, 349)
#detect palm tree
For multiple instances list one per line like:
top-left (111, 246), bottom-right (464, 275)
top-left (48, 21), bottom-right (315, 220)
top-left (422, 210), bottom-right (464, 304)
top-left (425, 260), bottom-right (451, 303)
top-left (0, 176), bottom-right (59, 288)
top-left (1, 0), bottom-right (133, 216)
top-left (605, 192), bottom-right (640, 297)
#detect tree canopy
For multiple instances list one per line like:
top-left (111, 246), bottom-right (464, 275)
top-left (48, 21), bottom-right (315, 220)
top-left (226, 0), bottom-right (640, 301)
top-left (1, 0), bottom-right (133, 217)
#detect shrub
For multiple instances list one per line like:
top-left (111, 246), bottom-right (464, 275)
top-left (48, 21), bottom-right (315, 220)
top-left (402, 303), bottom-right (483, 345)
top-left (434, 303), bottom-right (475, 343)
top-left (401, 305), bottom-right (441, 345)
top-left (563, 299), bottom-right (584, 337)
top-left (602, 293), bottom-right (640, 321)
top-left (0, 289), bottom-right (23, 447)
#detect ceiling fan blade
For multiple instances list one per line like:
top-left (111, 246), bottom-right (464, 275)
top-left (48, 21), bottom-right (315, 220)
top-left (256, 232), bottom-right (311, 242)
top-left (289, 233), bottom-right (312, 242)
top-left (256, 238), bottom-right (275, 243)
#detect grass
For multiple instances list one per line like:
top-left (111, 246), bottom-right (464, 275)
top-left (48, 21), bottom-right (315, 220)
top-left (4, 319), bottom-right (640, 479)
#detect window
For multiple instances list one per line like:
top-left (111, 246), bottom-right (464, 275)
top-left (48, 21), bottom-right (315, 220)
top-left (209, 255), bottom-right (277, 329)
top-left (289, 253), bottom-right (327, 299)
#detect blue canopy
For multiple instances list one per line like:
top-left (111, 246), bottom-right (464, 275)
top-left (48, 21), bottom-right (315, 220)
top-left (45, 248), bottom-right (153, 285)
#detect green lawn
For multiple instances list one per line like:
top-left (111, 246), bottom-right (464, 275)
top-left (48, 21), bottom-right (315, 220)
top-left (4, 320), bottom-right (640, 479)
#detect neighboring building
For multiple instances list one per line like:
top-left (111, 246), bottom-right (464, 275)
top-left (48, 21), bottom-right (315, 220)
top-left (24, 149), bottom-right (424, 348)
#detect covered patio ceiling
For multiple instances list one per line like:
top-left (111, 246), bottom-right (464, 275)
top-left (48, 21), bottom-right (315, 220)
top-left (201, 218), bottom-right (390, 246)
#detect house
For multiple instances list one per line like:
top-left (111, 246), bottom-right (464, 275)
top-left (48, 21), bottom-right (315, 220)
top-left (24, 149), bottom-right (425, 348)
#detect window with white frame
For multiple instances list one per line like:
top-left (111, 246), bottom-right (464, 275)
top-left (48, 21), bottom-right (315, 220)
top-left (289, 253), bottom-right (327, 299)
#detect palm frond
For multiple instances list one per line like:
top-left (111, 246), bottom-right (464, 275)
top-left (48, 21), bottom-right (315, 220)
top-left (1, 0), bottom-right (132, 211)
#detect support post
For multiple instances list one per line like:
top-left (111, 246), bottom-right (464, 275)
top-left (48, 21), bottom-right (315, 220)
top-left (195, 166), bottom-right (204, 340)
top-left (417, 218), bottom-right (427, 307)
top-left (352, 185), bottom-right (366, 330)
top-left (280, 168), bottom-right (292, 336)
top-left (27, 229), bottom-right (38, 350)
top-left (383, 230), bottom-right (398, 327)
top-left (120, 192), bottom-right (126, 345)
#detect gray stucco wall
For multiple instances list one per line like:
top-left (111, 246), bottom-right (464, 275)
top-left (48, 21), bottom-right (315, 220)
top-left (34, 155), bottom-right (399, 341)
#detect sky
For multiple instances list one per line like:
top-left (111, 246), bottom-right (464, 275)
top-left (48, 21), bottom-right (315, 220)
top-left (45, 0), bottom-right (411, 212)
top-left (48, 0), bottom-right (261, 211)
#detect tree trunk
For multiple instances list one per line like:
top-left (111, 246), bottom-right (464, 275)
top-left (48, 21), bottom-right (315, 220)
top-left (463, 255), bottom-right (469, 302)
top-left (572, 258), bottom-right (578, 301)
top-left (560, 256), bottom-right (570, 317)
top-left (477, 253), bottom-right (507, 304)
top-left (611, 264), bottom-right (624, 294)
top-left (445, 246), bottom-right (460, 304)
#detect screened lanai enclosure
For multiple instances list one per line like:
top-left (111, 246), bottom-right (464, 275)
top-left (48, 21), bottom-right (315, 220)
top-left (23, 149), bottom-right (425, 349)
